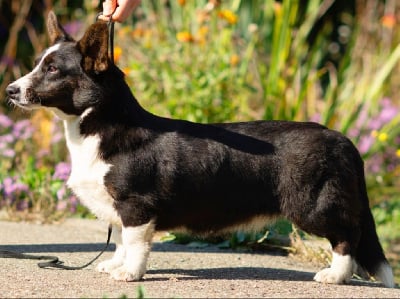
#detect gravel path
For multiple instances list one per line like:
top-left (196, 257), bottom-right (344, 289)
top-left (0, 219), bottom-right (399, 298)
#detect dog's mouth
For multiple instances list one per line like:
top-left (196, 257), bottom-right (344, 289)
top-left (6, 84), bottom-right (41, 110)
top-left (10, 100), bottom-right (37, 110)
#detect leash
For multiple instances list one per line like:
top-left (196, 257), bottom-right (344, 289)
top-left (0, 224), bottom-right (112, 270)
top-left (0, 7), bottom-right (117, 271)
top-left (96, 3), bottom-right (117, 64)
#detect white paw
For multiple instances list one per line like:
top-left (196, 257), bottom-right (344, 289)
top-left (314, 268), bottom-right (351, 284)
top-left (96, 259), bottom-right (124, 273)
top-left (111, 265), bottom-right (144, 282)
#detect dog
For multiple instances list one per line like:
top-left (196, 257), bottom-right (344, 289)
top-left (6, 11), bottom-right (395, 287)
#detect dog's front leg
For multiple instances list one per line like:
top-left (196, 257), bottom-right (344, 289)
top-left (96, 225), bottom-right (125, 273)
top-left (110, 220), bottom-right (155, 281)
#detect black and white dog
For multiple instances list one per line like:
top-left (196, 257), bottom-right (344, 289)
top-left (6, 12), bottom-right (395, 287)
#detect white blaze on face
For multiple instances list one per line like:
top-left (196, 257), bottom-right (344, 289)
top-left (9, 43), bottom-right (61, 107)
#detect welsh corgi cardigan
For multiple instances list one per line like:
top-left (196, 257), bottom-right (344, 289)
top-left (6, 11), bottom-right (394, 287)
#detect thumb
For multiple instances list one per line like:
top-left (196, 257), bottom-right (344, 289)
top-left (102, 0), bottom-right (118, 17)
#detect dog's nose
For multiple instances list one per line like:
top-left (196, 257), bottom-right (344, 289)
top-left (6, 84), bottom-right (20, 100)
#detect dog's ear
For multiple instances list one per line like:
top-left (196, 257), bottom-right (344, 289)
top-left (47, 11), bottom-right (74, 44)
top-left (76, 22), bottom-right (110, 74)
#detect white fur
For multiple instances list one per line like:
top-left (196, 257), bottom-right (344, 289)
top-left (314, 252), bottom-right (353, 284)
top-left (64, 109), bottom-right (121, 225)
top-left (109, 221), bottom-right (155, 281)
top-left (375, 262), bottom-right (395, 288)
top-left (9, 44), bottom-right (61, 108)
top-left (96, 226), bottom-right (125, 273)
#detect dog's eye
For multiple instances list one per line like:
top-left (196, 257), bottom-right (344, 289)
top-left (47, 65), bottom-right (58, 74)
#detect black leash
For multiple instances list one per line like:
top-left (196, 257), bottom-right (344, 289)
top-left (96, 4), bottom-right (117, 65)
top-left (0, 224), bottom-right (112, 270)
top-left (0, 10), bottom-right (117, 271)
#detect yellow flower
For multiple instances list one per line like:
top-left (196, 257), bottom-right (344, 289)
top-left (113, 46), bottom-right (122, 63)
top-left (196, 26), bottom-right (209, 44)
top-left (396, 149), bottom-right (400, 158)
top-left (378, 132), bottom-right (388, 142)
top-left (31, 110), bottom-right (53, 151)
top-left (176, 31), bottom-right (194, 43)
top-left (218, 9), bottom-right (238, 25)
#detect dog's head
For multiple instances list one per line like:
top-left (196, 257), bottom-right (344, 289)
top-left (6, 11), bottom-right (113, 119)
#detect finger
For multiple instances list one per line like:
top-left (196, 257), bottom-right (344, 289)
top-left (102, 0), bottom-right (117, 17)
top-left (111, 0), bottom-right (140, 22)
top-left (110, 6), bottom-right (132, 22)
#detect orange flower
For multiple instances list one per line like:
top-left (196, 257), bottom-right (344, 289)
top-left (218, 9), bottom-right (238, 25)
top-left (131, 27), bottom-right (146, 39)
top-left (176, 31), bottom-right (194, 42)
top-left (177, 0), bottom-right (186, 6)
top-left (197, 10), bottom-right (211, 24)
top-left (382, 14), bottom-right (396, 28)
top-left (122, 67), bottom-right (131, 76)
top-left (113, 46), bottom-right (122, 62)
top-left (196, 26), bottom-right (209, 44)
top-left (230, 54), bottom-right (240, 66)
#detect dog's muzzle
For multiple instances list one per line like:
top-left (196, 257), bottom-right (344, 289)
top-left (6, 83), bottom-right (40, 109)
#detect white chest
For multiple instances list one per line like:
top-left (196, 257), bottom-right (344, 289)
top-left (63, 117), bottom-right (121, 225)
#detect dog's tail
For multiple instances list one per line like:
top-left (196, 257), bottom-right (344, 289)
top-left (355, 159), bottom-right (395, 288)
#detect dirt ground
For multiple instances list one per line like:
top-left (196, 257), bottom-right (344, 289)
top-left (0, 218), bottom-right (399, 298)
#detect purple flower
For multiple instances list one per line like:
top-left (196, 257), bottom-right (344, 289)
top-left (379, 104), bottom-right (398, 124)
top-left (13, 120), bottom-right (33, 139)
top-left (51, 132), bottom-right (64, 144)
top-left (56, 186), bottom-right (67, 200)
top-left (309, 113), bottom-right (321, 123)
top-left (2, 148), bottom-right (16, 158)
top-left (64, 21), bottom-right (83, 37)
top-left (368, 99), bottom-right (399, 130)
top-left (0, 133), bottom-right (15, 144)
top-left (366, 155), bottom-right (383, 173)
top-left (53, 162), bottom-right (71, 181)
top-left (1, 177), bottom-right (29, 198)
top-left (0, 115), bottom-right (13, 128)
top-left (69, 195), bottom-right (79, 213)
top-left (358, 135), bottom-right (374, 154)
top-left (0, 134), bottom-right (14, 153)
top-left (56, 200), bottom-right (68, 211)
top-left (16, 199), bottom-right (29, 211)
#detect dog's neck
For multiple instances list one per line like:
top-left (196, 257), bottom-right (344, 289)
top-left (62, 108), bottom-right (92, 148)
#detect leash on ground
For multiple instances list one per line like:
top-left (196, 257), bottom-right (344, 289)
top-left (0, 7), bottom-right (117, 271)
top-left (0, 224), bottom-right (112, 270)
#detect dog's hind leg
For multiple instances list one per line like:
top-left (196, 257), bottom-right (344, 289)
top-left (111, 220), bottom-right (155, 281)
top-left (96, 226), bottom-right (125, 273)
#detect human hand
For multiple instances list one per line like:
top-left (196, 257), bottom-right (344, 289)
top-left (98, 0), bottom-right (141, 22)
